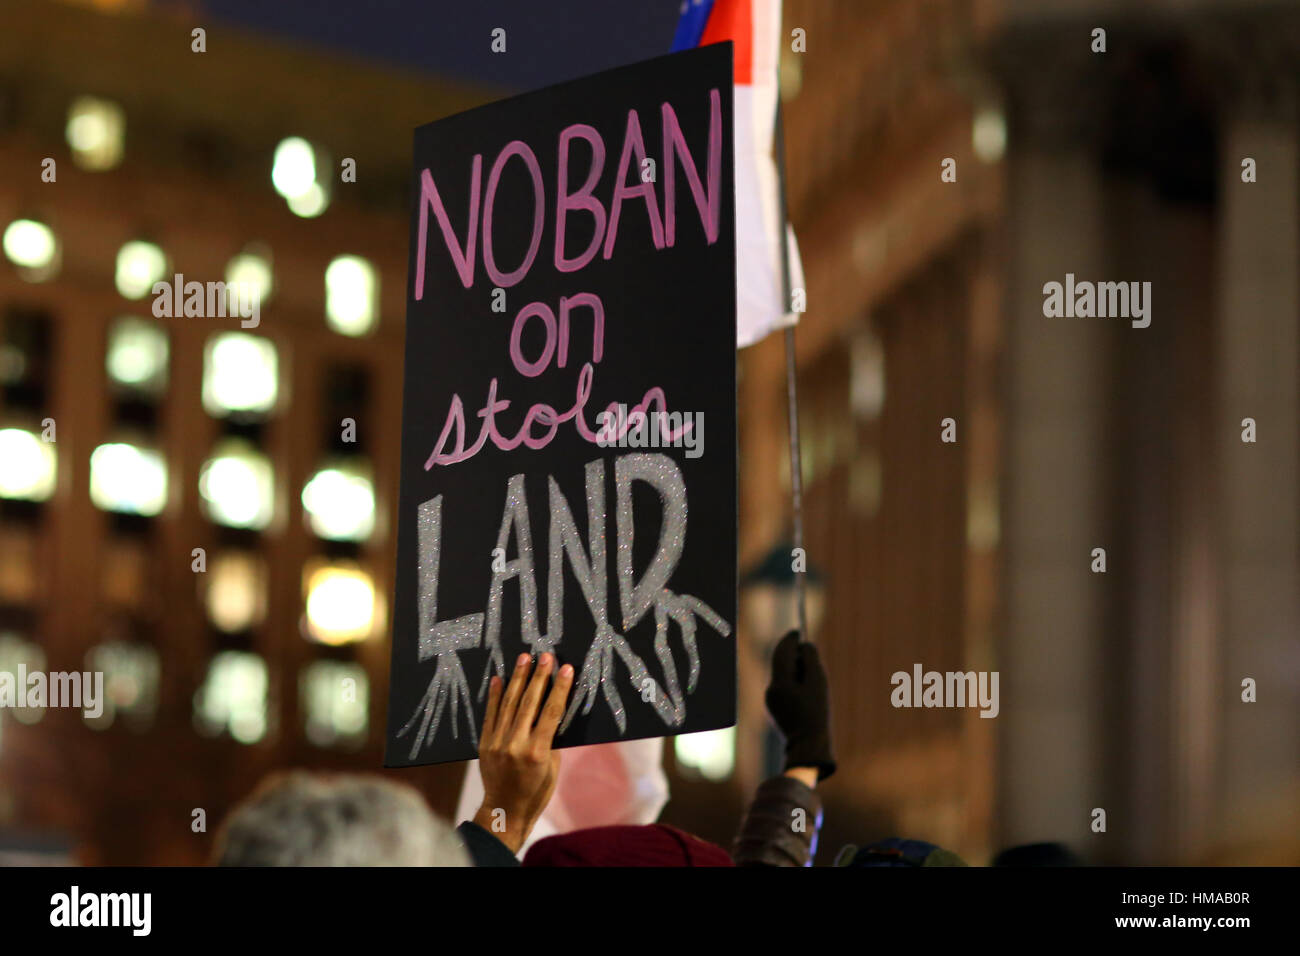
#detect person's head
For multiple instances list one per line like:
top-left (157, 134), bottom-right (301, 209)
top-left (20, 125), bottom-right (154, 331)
top-left (991, 842), bottom-right (1083, 867)
top-left (522, 824), bottom-right (734, 867)
top-left (213, 771), bottom-right (469, 866)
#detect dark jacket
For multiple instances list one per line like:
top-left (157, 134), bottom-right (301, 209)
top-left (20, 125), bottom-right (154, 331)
top-left (731, 775), bottom-right (824, 867)
top-left (456, 820), bottom-right (520, 867)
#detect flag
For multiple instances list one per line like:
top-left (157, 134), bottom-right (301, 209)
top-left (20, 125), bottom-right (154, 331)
top-left (673, 0), bottom-right (804, 348)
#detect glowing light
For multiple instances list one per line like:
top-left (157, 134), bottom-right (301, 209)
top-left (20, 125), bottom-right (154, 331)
top-left (84, 641), bottom-right (159, 730)
top-left (194, 651), bottom-right (268, 744)
top-left (287, 182), bottom-right (329, 218)
top-left (273, 137), bottom-right (331, 218)
top-left (303, 562), bottom-right (377, 645)
top-left (89, 443), bottom-right (167, 516)
top-left (973, 108), bottom-right (1007, 164)
top-left (849, 331), bottom-right (886, 421)
top-left (225, 249), bottom-right (274, 305)
top-left (0, 633), bottom-right (46, 725)
top-left (66, 96), bottom-right (125, 170)
top-left (271, 137), bottom-right (317, 200)
top-left (105, 317), bottom-right (168, 393)
top-left (301, 660), bottom-right (368, 747)
top-left (674, 726), bottom-right (735, 781)
top-left (3, 220), bottom-right (59, 280)
top-left (0, 428), bottom-right (57, 501)
top-left (115, 240), bottom-right (168, 299)
top-left (202, 332), bottom-right (278, 416)
top-left (205, 551), bottom-right (268, 633)
top-left (324, 255), bottom-right (377, 335)
top-left (779, 52), bottom-right (803, 101)
top-left (199, 439), bottom-right (275, 530)
top-left (301, 461), bottom-right (375, 541)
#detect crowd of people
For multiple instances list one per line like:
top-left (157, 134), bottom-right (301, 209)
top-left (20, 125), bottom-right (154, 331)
top-left (212, 631), bottom-right (1073, 867)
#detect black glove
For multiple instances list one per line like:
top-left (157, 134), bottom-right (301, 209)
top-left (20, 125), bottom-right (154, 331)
top-left (765, 630), bottom-right (836, 781)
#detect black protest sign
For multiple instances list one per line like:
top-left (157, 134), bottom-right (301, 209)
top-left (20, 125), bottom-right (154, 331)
top-left (385, 45), bottom-right (737, 767)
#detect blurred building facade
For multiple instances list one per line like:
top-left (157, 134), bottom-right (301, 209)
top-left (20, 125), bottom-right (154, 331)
top-left (0, 0), bottom-right (1295, 865)
top-left (734, 0), bottom-right (1297, 865)
top-left (0, 0), bottom-right (489, 863)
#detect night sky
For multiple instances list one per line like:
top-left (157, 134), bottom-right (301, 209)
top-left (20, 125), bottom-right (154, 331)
top-left (161, 0), bottom-right (685, 92)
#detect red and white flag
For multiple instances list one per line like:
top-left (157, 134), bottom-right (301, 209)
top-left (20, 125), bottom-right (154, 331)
top-left (673, 0), bottom-right (804, 348)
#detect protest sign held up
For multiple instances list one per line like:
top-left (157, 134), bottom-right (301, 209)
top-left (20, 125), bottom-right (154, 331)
top-left (386, 45), bottom-right (738, 767)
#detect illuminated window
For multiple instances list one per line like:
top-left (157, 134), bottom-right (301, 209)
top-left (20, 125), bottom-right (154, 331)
top-left (115, 240), bottom-right (168, 300)
top-left (301, 660), bottom-right (368, 748)
top-left (325, 255), bottom-right (378, 336)
top-left (302, 561), bottom-right (378, 645)
top-left (3, 219), bottom-right (60, 282)
top-left (288, 184), bottom-right (329, 218)
top-left (225, 247), bottom-right (274, 306)
top-left (199, 439), bottom-right (275, 531)
top-left (301, 460), bottom-right (375, 542)
top-left (66, 96), bottom-right (125, 171)
top-left (0, 633), bottom-right (46, 726)
top-left (202, 332), bottom-right (278, 417)
top-left (271, 137), bottom-right (315, 198)
top-left (89, 442), bottom-right (167, 516)
top-left (83, 641), bottom-right (159, 730)
top-left (0, 428), bottom-right (57, 501)
top-left (973, 107), bottom-right (1007, 164)
top-left (674, 727), bottom-right (735, 781)
top-left (194, 651), bottom-right (268, 744)
top-left (779, 51), bottom-right (803, 101)
top-left (106, 317), bottom-right (169, 395)
top-left (272, 137), bottom-right (330, 218)
top-left (205, 551), bottom-right (268, 633)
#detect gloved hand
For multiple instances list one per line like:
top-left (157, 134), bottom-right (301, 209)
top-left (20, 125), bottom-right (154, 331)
top-left (765, 630), bottom-right (836, 781)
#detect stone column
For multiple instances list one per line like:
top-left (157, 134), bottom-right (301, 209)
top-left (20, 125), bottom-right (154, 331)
top-left (1211, 64), bottom-right (1300, 860)
top-left (993, 31), bottom-right (1119, 854)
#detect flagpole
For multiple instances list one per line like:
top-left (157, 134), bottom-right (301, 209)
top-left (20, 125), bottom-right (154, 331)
top-left (773, 92), bottom-right (809, 644)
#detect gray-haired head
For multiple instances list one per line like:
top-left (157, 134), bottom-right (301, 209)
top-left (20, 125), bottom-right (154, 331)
top-left (214, 771), bottom-right (470, 866)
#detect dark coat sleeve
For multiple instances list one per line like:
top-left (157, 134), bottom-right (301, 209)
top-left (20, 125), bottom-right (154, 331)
top-left (731, 775), bottom-right (824, 867)
top-left (456, 820), bottom-right (520, 867)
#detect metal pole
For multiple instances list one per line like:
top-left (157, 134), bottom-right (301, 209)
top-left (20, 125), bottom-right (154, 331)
top-left (773, 93), bottom-right (808, 642)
